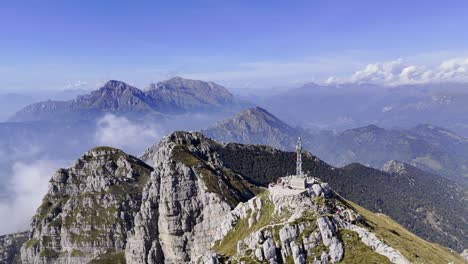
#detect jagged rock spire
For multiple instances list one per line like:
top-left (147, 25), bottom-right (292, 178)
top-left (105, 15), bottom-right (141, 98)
top-left (296, 137), bottom-right (302, 176)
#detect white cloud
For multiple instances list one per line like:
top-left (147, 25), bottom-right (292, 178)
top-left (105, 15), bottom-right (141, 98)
top-left (95, 114), bottom-right (164, 155)
top-left (0, 160), bottom-right (65, 235)
top-left (65, 80), bottom-right (88, 89)
top-left (435, 57), bottom-right (468, 81)
top-left (328, 57), bottom-right (468, 85)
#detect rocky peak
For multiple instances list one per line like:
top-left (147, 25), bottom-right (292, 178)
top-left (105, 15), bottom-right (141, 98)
top-left (101, 80), bottom-right (135, 91)
top-left (72, 80), bottom-right (152, 111)
top-left (21, 147), bottom-right (153, 264)
top-left (234, 107), bottom-right (295, 129)
top-left (150, 77), bottom-right (232, 96)
top-left (202, 107), bottom-right (300, 150)
top-left (143, 77), bottom-right (237, 113)
top-left (81, 80), bottom-right (144, 100)
top-left (382, 160), bottom-right (409, 176)
top-left (125, 131), bottom-right (261, 263)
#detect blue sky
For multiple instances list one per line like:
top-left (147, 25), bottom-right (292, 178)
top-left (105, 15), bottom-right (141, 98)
top-left (1, 0), bottom-right (468, 91)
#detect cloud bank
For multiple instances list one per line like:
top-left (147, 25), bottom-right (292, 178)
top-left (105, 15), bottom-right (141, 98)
top-left (95, 114), bottom-right (164, 155)
top-left (0, 160), bottom-right (65, 235)
top-left (327, 57), bottom-right (468, 85)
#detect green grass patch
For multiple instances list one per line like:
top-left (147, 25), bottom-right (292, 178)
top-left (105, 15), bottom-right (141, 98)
top-left (89, 251), bottom-right (126, 264)
top-left (24, 238), bottom-right (40, 249)
top-left (71, 249), bottom-right (86, 257)
top-left (171, 146), bottom-right (201, 167)
top-left (37, 195), bottom-right (69, 219)
top-left (339, 229), bottom-right (392, 264)
top-left (70, 230), bottom-right (104, 244)
top-left (172, 145), bottom-right (260, 207)
top-left (39, 248), bottom-right (60, 258)
top-left (213, 191), bottom-right (278, 257)
top-left (348, 200), bottom-right (466, 264)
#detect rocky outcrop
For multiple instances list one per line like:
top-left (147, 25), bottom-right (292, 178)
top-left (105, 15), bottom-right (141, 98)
top-left (20, 147), bottom-right (153, 264)
top-left (125, 131), bottom-right (260, 263)
top-left (208, 181), bottom-right (411, 264)
top-left (347, 225), bottom-right (409, 264)
top-left (0, 232), bottom-right (28, 264)
top-left (461, 249), bottom-right (468, 261)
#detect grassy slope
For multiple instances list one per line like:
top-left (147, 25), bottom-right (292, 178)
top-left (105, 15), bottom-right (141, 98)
top-left (348, 201), bottom-right (466, 264)
top-left (211, 189), bottom-right (466, 264)
top-left (216, 144), bottom-right (467, 251)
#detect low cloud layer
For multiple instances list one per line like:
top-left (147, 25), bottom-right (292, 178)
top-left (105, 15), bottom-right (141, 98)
top-left (0, 160), bottom-right (65, 235)
top-left (95, 114), bottom-right (164, 155)
top-left (327, 57), bottom-right (468, 85)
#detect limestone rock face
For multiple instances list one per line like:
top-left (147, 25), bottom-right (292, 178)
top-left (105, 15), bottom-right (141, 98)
top-left (20, 147), bottom-right (153, 264)
top-left (125, 131), bottom-right (260, 263)
top-left (347, 225), bottom-right (410, 264)
top-left (0, 232), bottom-right (28, 264)
top-left (317, 217), bottom-right (335, 247)
top-left (461, 249), bottom-right (468, 261)
top-left (210, 181), bottom-right (412, 264)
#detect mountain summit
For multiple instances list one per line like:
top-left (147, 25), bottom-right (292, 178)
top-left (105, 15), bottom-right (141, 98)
top-left (10, 77), bottom-right (244, 122)
top-left (145, 77), bottom-right (237, 113)
top-left (202, 107), bottom-right (301, 149)
top-left (72, 80), bottom-right (154, 112)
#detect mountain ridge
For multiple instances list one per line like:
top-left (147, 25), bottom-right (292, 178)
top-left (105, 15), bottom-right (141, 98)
top-left (258, 81), bottom-right (468, 137)
top-left (9, 77), bottom-right (245, 122)
top-left (203, 107), bottom-right (468, 185)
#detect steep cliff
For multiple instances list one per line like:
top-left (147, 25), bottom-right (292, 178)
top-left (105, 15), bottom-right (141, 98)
top-left (0, 232), bottom-right (28, 264)
top-left (126, 131), bottom-right (261, 263)
top-left (20, 147), bottom-right (153, 264)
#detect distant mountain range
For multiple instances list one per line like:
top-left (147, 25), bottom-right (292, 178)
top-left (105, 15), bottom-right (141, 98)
top-left (203, 107), bottom-right (468, 185)
top-left (257, 81), bottom-right (468, 137)
top-left (0, 77), bottom-right (250, 200)
top-left (0, 89), bottom-right (88, 121)
top-left (9, 77), bottom-right (248, 122)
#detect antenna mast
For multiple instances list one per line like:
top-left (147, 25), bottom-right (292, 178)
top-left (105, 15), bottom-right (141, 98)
top-left (296, 137), bottom-right (303, 176)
